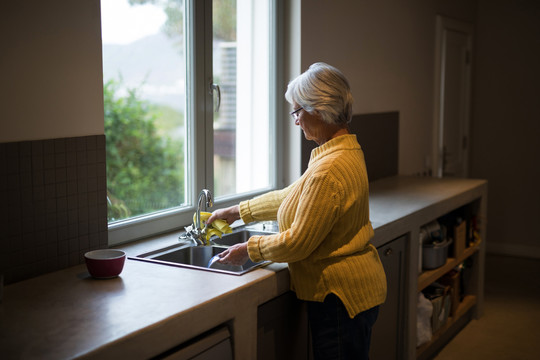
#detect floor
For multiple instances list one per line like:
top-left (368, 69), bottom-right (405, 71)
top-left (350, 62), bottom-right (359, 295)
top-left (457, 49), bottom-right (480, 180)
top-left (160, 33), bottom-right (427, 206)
top-left (434, 254), bottom-right (540, 360)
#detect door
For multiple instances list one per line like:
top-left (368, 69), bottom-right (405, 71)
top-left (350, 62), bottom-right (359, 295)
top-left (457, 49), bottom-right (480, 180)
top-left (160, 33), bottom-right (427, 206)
top-left (433, 16), bottom-right (473, 178)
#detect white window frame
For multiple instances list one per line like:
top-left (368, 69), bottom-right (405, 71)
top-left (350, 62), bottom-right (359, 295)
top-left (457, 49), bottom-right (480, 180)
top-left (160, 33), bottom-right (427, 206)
top-left (107, 0), bottom-right (282, 245)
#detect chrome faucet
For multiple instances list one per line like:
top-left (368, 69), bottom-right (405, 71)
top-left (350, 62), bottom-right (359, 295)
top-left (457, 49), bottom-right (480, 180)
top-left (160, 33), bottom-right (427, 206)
top-left (179, 189), bottom-right (213, 246)
top-left (196, 189), bottom-right (213, 231)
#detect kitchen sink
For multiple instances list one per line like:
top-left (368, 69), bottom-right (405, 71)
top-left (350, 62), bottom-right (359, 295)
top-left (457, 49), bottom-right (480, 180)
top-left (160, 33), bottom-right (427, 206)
top-left (211, 229), bottom-right (274, 246)
top-left (129, 229), bottom-right (275, 275)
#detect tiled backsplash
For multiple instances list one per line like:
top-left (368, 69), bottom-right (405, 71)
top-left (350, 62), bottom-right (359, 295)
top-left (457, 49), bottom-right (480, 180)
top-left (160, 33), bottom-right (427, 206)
top-left (0, 135), bottom-right (108, 285)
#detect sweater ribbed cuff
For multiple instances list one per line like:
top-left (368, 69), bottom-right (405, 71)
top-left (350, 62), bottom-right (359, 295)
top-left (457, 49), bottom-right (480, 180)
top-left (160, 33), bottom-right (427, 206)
top-left (247, 236), bottom-right (264, 262)
top-left (239, 200), bottom-right (254, 224)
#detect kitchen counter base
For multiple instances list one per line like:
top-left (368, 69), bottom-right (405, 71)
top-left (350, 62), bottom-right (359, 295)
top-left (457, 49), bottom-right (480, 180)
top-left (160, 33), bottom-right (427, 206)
top-left (0, 176), bottom-right (487, 360)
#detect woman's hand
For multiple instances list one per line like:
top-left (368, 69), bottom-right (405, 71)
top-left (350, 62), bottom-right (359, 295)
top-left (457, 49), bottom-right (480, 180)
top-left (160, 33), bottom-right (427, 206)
top-left (206, 205), bottom-right (240, 225)
top-left (217, 242), bottom-right (249, 266)
top-left (206, 205), bottom-right (247, 265)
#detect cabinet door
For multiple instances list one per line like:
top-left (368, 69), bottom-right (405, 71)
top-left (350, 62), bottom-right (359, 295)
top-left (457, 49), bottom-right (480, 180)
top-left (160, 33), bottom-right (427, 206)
top-left (257, 291), bottom-right (310, 360)
top-left (371, 235), bottom-right (407, 360)
top-left (159, 326), bottom-right (233, 360)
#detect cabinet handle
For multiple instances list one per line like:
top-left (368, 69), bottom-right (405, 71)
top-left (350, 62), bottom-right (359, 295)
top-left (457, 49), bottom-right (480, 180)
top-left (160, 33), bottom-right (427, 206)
top-left (385, 248), bottom-right (393, 256)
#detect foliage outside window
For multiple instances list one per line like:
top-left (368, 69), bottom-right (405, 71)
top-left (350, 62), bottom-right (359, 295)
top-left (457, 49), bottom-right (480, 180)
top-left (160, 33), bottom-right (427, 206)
top-left (102, 0), bottom-right (276, 244)
top-left (104, 79), bottom-right (184, 221)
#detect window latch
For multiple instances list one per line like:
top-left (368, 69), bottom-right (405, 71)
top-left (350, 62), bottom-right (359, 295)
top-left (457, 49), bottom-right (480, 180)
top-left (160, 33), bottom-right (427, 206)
top-left (211, 83), bottom-right (221, 112)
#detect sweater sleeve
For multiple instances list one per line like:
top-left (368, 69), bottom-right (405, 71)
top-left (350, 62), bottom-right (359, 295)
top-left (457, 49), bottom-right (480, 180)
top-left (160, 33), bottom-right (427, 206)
top-left (239, 182), bottom-right (296, 224)
top-left (247, 171), bottom-right (342, 263)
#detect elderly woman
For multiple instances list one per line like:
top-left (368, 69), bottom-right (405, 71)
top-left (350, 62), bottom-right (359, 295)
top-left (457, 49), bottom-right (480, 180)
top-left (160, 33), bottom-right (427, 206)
top-left (208, 62), bottom-right (387, 359)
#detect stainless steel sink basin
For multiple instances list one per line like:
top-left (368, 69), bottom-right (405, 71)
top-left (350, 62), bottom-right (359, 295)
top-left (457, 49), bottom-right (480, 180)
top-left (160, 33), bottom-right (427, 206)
top-left (211, 229), bottom-right (274, 246)
top-left (129, 229), bottom-right (275, 275)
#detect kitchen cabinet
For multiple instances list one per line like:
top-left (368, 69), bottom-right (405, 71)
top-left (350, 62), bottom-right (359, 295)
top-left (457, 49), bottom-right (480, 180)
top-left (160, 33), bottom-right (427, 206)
top-left (368, 176), bottom-right (487, 360)
top-left (0, 176), bottom-right (487, 360)
top-left (371, 235), bottom-right (407, 360)
top-left (257, 291), bottom-right (310, 360)
top-left (153, 325), bottom-right (233, 360)
top-left (257, 237), bottom-right (409, 360)
top-left (257, 236), bottom-right (410, 360)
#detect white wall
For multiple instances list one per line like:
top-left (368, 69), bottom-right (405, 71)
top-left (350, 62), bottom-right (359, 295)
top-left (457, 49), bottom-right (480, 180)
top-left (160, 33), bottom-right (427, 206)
top-left (298, 0), bottom-right (539, 257)
top-left (299, 0), bottom-right (476, 175)
top-left (2, 0), bottom-right (537, 257)
top-left (0, 0), bottom-right (104, 143)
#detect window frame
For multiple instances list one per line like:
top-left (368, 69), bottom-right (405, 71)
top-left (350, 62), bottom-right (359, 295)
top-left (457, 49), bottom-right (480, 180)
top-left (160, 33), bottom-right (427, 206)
top-left (107, 0), bottom-right (282, 245)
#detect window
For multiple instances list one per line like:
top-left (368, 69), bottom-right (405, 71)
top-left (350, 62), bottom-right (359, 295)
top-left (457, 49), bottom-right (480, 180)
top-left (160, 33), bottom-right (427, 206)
top-left (102, 0), bottom-right (279, 245)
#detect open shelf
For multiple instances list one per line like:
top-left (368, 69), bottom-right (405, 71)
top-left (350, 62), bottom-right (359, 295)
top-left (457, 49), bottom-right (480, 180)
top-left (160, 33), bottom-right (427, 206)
top-left (416, 236), bottom-right (481, 359)
top-left (417, 241), bottom-right (481, 292)
top-left (416, 295), bottom-right (477, 358)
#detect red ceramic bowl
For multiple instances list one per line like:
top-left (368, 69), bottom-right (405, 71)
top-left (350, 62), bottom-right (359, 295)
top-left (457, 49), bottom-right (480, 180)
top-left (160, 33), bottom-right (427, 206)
top-left (84, 249), bottom-right (126, 279)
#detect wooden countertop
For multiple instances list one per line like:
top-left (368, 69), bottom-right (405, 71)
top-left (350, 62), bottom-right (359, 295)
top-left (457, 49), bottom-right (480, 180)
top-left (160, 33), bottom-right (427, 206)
top-left (0, 176), bottom-right (487, 359)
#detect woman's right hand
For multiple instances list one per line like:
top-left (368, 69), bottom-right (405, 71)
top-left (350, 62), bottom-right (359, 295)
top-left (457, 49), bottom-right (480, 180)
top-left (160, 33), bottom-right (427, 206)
top-left (206, 205), bottom-right (240, 225)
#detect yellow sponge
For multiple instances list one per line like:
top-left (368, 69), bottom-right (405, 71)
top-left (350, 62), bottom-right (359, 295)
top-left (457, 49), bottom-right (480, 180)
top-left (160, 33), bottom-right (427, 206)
top-left (194, 211), bottom-right (233, 245)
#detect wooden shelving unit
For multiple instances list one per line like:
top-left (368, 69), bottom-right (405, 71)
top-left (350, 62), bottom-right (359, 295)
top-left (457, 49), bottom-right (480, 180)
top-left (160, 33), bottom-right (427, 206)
top-left (416, 295), bottom-right (477, 358)
top-left (415, 240), bottom-right (482, 358)
top-left (369, 176), bottom-right (487, 360)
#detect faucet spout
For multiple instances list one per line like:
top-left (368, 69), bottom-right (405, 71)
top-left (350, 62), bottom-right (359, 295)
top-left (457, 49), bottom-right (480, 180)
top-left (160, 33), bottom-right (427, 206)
top-left (179, 189), bottom-right (214, 246)
top-left (196, 189), bottom-right (213, 232)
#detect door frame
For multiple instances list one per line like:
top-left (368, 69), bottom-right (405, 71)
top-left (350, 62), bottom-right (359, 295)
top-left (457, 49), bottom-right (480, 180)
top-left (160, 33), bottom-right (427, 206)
top-left (432, 15), bottom-right (474, 178)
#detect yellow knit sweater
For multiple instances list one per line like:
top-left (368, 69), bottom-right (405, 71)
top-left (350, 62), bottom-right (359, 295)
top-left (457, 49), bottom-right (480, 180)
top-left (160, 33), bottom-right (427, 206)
top-left (240, 134), bottom-right (387, 318)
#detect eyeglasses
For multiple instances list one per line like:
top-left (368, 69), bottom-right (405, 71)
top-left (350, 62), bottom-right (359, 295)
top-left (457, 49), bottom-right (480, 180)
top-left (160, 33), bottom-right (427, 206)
top-left (290, 107), bottom-right (303, 119)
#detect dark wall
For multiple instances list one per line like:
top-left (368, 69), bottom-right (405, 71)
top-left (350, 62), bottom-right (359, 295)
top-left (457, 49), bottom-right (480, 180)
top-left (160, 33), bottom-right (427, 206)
top-left (301, 112), bottom-right (399, 182)
top-left (470, 0), bottom-right (540, 256)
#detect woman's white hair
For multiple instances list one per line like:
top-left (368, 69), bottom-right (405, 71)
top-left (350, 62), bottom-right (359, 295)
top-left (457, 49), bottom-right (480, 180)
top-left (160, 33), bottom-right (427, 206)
top-left (285, 62), bottom-right (353, 125)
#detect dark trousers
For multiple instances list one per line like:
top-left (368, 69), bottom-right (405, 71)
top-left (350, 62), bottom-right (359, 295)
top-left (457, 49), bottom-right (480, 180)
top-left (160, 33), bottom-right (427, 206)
top-left (307, 294), bottom-right (379, 360)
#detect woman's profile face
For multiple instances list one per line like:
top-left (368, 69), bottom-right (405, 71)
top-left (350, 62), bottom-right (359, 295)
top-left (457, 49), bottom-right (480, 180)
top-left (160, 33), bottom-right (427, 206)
top-left (293, 103), bottom-right (324, 143)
